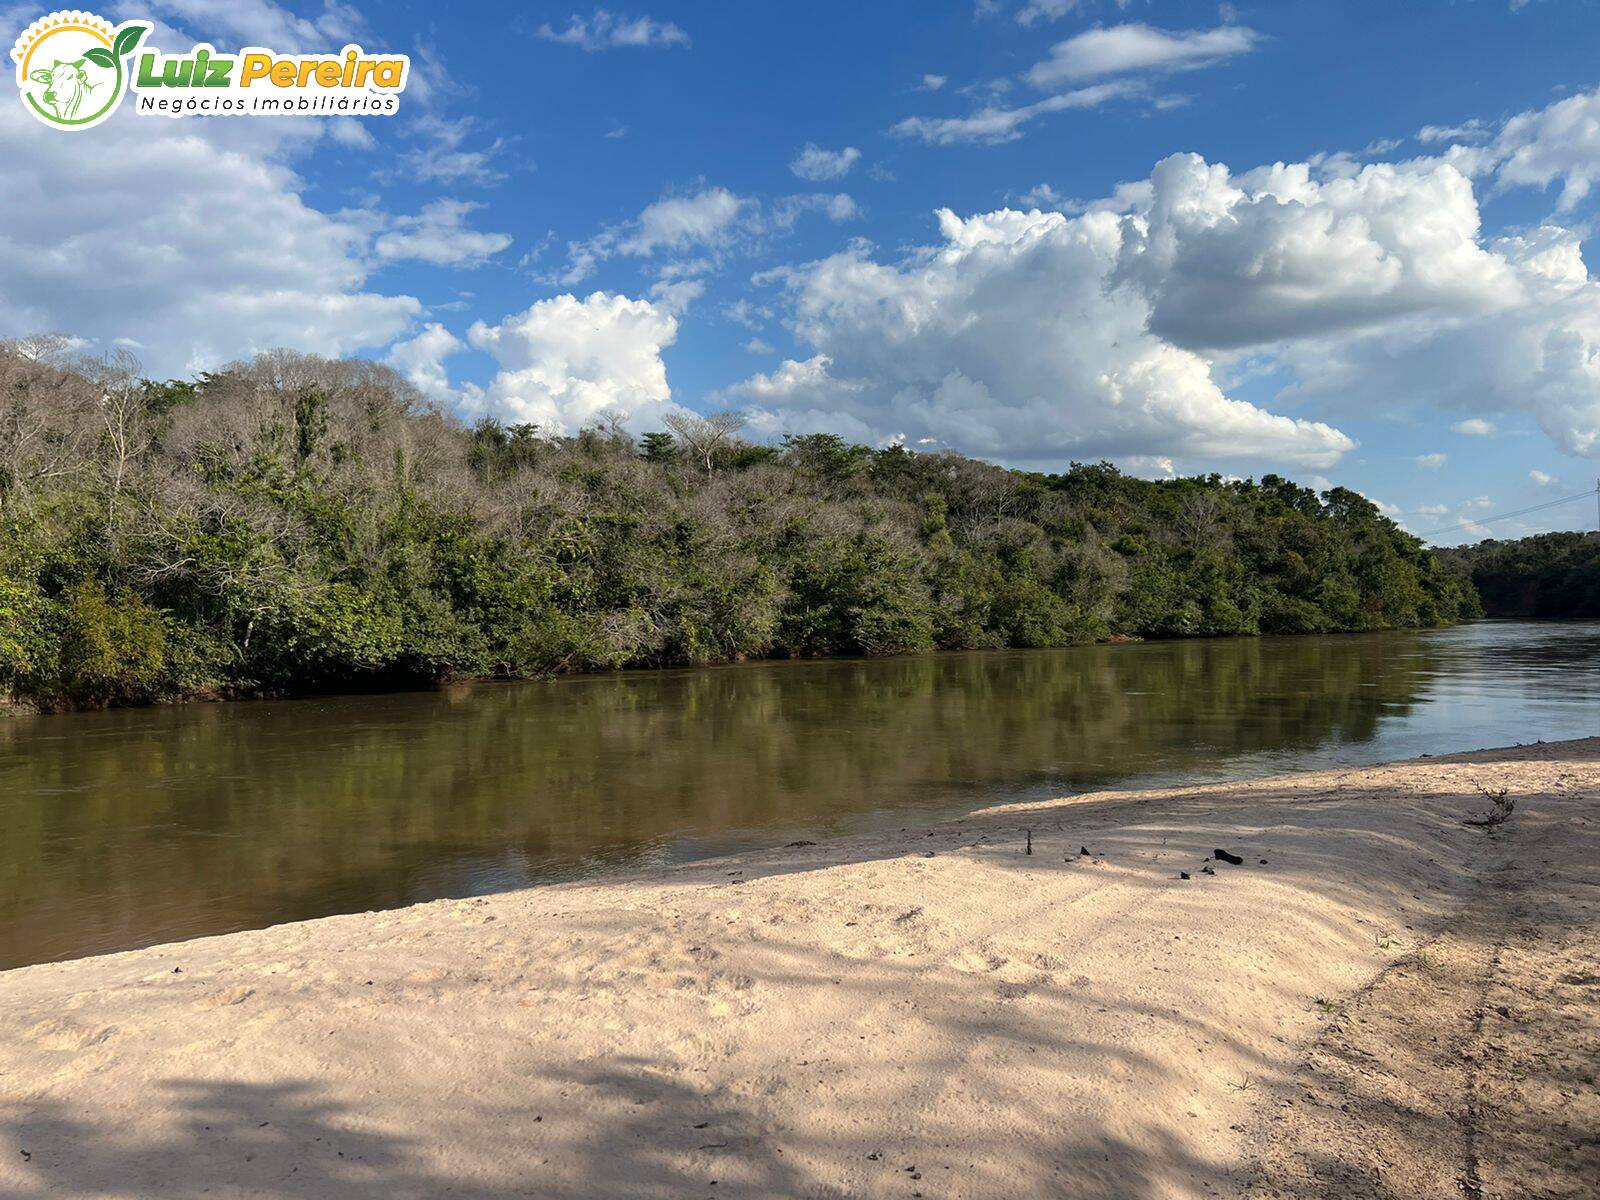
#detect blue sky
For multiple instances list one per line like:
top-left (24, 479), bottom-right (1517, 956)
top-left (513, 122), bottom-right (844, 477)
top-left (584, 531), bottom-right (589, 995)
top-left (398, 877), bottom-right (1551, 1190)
top-left (6, 1), bottom-right (1600, 543)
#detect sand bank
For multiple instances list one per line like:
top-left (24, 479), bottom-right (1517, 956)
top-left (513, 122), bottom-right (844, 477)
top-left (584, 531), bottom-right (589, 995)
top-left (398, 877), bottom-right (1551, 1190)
top-left (2, 740), bottom-right (1595, 1198)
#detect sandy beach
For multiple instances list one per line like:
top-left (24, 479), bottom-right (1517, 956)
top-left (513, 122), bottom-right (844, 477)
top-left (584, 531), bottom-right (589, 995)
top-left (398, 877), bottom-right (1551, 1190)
top-left (1, 740), bottom-right (1595, 1199)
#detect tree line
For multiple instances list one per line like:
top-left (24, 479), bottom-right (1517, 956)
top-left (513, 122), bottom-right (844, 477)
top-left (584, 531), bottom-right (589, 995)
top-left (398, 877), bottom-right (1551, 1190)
top-left (1438, 531), bottom-right (1600, 618)
top-left (0, 338), bottom-right (1478, 710)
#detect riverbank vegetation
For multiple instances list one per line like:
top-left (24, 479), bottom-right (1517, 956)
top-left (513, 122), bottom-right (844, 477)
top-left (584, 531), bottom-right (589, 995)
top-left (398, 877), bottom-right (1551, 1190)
top-left (1, 338), bottom-right (1476, 709)
top-left (1438, 532), bottom-right (1600, 618)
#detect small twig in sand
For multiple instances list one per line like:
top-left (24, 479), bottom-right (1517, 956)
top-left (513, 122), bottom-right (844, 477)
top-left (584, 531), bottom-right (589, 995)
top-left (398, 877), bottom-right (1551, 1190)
top-left (1463, 785), bottom-right (1516, 828)
top-left (1226, 1075), bottom-right (1255, 1093)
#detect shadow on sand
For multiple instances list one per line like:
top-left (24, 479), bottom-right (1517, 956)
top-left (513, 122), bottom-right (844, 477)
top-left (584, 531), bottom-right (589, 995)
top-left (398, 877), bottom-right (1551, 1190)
top-left (2, 743), bottom-right (1594, 1199)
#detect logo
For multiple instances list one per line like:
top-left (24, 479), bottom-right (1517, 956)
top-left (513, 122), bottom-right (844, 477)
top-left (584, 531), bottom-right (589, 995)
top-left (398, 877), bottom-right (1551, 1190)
top-left (11, 10), bottom-right (147, 130)
top-left (12, 9), bottom-right (409, 130)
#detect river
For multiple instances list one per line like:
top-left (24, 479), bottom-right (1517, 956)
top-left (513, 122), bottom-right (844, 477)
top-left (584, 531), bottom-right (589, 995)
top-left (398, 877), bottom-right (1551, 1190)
top-left (2, 619), bottom-right (1595, 970)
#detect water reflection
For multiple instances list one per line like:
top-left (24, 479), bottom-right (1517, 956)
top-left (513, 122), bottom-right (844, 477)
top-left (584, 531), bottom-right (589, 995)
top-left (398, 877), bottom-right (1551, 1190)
top-left (2, 620), bottom-right (1595, 969)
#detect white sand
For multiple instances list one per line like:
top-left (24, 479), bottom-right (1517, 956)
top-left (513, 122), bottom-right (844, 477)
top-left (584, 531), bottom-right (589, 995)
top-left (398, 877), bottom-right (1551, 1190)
top-left (1, 740), bottom-right (1594, 1199)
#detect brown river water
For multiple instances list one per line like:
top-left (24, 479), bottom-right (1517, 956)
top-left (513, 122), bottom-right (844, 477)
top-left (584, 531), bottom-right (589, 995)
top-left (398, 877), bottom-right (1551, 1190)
top-left (2, 619), bottom-right (1596, 970)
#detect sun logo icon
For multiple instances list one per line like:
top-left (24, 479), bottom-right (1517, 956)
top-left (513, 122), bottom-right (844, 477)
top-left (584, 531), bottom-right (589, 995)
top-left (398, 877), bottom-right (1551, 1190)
top-left (10, 10), bottom-right (148, 130)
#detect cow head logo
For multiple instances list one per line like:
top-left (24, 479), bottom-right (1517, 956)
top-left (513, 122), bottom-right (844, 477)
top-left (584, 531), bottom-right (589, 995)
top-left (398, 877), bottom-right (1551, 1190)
top-left (11, 11), bottom-right (147, 130)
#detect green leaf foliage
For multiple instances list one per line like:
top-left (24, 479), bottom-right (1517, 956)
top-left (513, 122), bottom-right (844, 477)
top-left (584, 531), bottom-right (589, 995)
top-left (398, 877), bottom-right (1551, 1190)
top-left (0, 344), bottom-right (1482, 710)
top-left (1438, 532), bottom-right (1600, 617)
top-left (112, 24), bottom-right (148, 60)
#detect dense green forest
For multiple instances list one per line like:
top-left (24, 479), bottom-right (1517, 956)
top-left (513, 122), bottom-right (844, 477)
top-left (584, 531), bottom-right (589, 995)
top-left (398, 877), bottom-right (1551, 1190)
top-left (0, 338), bottom-right (1477, 710)
top-left (1439, 532), bottom-right (1600, 618)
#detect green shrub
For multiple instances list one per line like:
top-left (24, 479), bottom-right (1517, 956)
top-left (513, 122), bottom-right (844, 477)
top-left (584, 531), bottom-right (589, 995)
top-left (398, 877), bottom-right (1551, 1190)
top-left (57, 582), bottom-right (169, 706)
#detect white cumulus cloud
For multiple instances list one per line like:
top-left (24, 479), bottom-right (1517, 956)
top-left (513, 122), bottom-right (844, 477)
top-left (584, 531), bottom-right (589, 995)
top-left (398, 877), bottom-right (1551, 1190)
top-left (1016, 0), bottom-right (1079, 25)
top-left (374, 199), bottom-right (513, 268)
top-left (1494, 88), bottom-right (1600, 211)
top-left (0, 97), bottom-right (416, 378)
top-left (1015, 183), bottom-right (1069, 209)
top-left (726, 104), bottom-right (1600, 469)
top-left (1023, 23), bottom-right (1261, 89)
top-left (554, 185), bottom-right (863, 286)
top-left (1129, 155), bottom-right (1521, 351)
top-left (145, 0), bottom-right (367, 52)
top-left (398, 114), bottom-right (509, 186)
top-left (554, 187), bottom-right (752, 285)
top-left (1418, 118), bottom-right (1491, 145)
top-left (789, 144), bottom-right (862, 182)
top-left (386, 322), bottom-right (466, 403)
top-left (462, 292), bottom-right (682, 432)
top-left (773, 193), bottom-right (861, 228)
top-left (1277, 222), bottom-right (1600, 458)
top-left (725, 205), bottom-right (1354, 468)
top-left (895, 21), bottom-right (1256, 146)
top-left (618, 188), bottom-right (748, 256)
top-left (892, 80), bottom-right (1140, 146)
top-left (535, 9), bottom-right (689, 52)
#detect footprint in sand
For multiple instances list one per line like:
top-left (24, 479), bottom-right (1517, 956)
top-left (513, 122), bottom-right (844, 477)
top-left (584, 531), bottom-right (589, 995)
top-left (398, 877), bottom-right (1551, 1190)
top-left (26, 1018), bottom-right (119, 1052)
top-left (949, 948), bottom-right (1009, 975)
top-left (196, 986), bottom-right (255, 1009)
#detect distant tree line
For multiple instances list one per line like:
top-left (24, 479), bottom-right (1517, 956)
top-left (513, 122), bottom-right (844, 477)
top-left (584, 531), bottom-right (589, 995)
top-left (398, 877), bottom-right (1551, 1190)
top-left (1438, 532), bottom-right (1600, 618)
top-left (0, 338), bottom-right (1477, 710)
